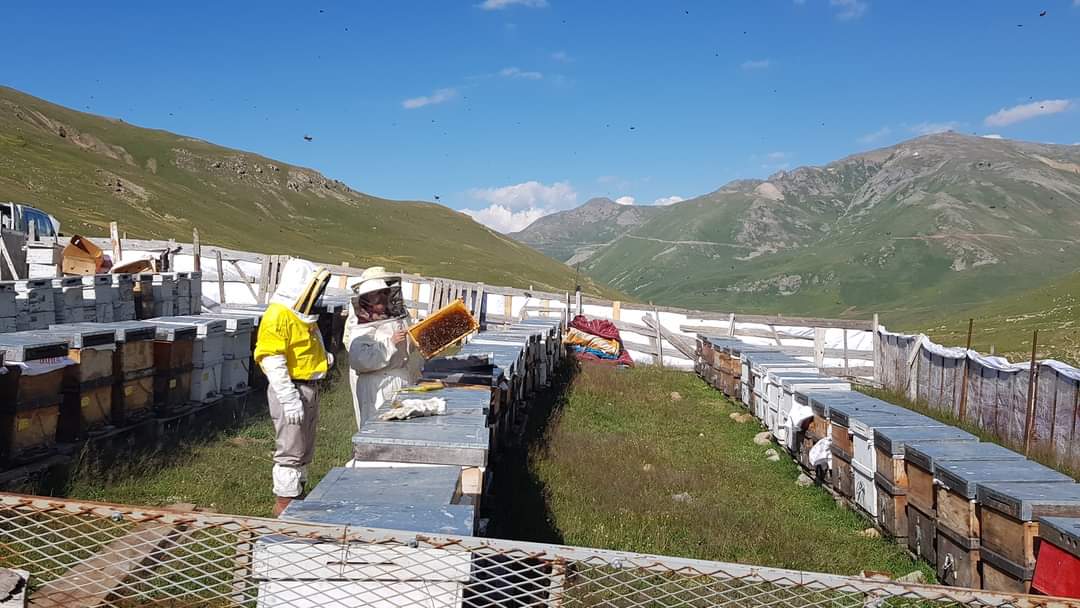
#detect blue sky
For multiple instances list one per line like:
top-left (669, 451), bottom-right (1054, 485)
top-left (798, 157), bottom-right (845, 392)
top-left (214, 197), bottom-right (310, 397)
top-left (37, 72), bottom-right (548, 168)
top-left (3, 0), bottom-right (1080, 231)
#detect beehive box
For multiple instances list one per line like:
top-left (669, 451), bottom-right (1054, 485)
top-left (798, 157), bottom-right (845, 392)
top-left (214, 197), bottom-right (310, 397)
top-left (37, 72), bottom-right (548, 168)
top-left (873, 425), bottom-right (979, 537)
top-left (202, 313), bottom-right (255, 394)
top-left (81, 274), bottom-right (114, 304)
top-left (152, 273), bottom-right (178, 317)
top-left (975, 481), bottom-right (1080, 591)
top-left (0, 281), bottom-right (16, 318)
top-left (38, 325), bottom-right (117, 440)
top-left (936, 519), bottom-right (982, 588)
top-left (776, 374), bottom-right (850, 441)
top-left (743, 355), bottom-right (815, 418)
top-left (189, 271), bottom-right (203, 313)
top-left (150, 316), bottom-right (225, 368)
top-left (0, 332), bottom-right (70, 463)
top-left (1031, 516), bottom-right (1080, 597)
top-left (133, 273), bottom-right (156, 319)
top-left (905, 441), bottom-right (1026, 516)
top-left (14, 278), bottom-right (55, 313)
top-left (111, 273), bottom-right (135, 302)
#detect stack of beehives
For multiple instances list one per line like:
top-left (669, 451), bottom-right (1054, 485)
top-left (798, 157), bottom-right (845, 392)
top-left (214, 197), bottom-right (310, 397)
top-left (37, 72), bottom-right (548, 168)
top-left (14, 279), bottom-right (56, 331)
top-left (51, 277), bottom-right (85, 324)
top-left (0, 283), bottom-right (15, 332)
top-left (111, 274), bottom-right (137, 321)
top-left (25, 240), bottom-right (63, 279)
top-left (81, 275), bottom-right (113, 323)
top-left (152, 273), bottom-right (178, 317)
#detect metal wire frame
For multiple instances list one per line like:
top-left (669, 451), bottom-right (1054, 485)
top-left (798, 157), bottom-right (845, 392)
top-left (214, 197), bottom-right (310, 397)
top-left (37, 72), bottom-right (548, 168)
top-left (2, 492), bottom-right (1078, 608)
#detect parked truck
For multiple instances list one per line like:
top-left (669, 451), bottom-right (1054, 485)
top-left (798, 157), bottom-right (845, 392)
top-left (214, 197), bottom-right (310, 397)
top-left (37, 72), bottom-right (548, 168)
top-left (0, 202), bottom-right (61, 238)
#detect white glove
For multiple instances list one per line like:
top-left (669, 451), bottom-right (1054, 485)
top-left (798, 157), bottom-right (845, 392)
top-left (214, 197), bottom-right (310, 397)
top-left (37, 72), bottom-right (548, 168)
top-left (327, 352), bottom-right (335, 368)
top-left (378, 397), bottom-right (447, 421)
top-left (261, 355), bottom-right (304, 425)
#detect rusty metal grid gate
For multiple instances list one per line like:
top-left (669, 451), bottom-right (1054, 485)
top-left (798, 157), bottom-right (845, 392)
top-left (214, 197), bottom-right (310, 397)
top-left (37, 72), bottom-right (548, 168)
top-left (1, 493), bottom-right (1076, 608)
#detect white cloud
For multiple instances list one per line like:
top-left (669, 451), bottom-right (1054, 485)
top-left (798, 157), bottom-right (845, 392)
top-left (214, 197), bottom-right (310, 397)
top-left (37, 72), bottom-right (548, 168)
top-left (981, 134), bottom-right (1004, 139)
top-left (909, 121), bottom-right (959, 135)
top-left (765, 151), bottom-right (788, 161)
top-left (614, 196), bottom-right (636, 206)
top-left (551, 50), bottom-right (573, 63)
top-left (741, 59), bottom-right (771, 70)
top-left (499, 66), bottom-right (544, 80)
top-left (830, 0), bottom-right (868, 20)
top-left (477, 0), bottom-right (548, 10)
top-left (468, 180), bottom-right (577, 210)
top-left (402, 87), bottom-right (457, 109)
top-left (984, 99), bottom-right (1072, 127)
top-left (858, 126), bottom-right (892, 144)
top-left (462, 204), bottom-right (550, 233)
top-left (653, 195), bottom-right (685, 206)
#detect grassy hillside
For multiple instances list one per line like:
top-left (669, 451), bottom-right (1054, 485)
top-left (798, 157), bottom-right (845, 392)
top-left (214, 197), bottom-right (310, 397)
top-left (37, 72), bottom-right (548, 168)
top-left (582, 133), bottom-right (1080, 322)
top-left (0, 86), bottom-right (619, 297)
top-left (897, 270), bottom-right (1080, 364)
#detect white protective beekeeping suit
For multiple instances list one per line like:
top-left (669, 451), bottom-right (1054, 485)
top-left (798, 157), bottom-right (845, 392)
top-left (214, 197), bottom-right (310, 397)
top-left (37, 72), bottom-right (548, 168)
top-left (346, 267), bottom-right (422, 430)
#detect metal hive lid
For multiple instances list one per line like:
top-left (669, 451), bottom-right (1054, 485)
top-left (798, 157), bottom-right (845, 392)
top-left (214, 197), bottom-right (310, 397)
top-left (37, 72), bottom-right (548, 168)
top-left (975, 481), bottom-right (1080, 520)
top-left (14, 278), bottom-right (51, 290)
top-left (53, 321), bottom-right (158, 343)
top-left (847, 410), bottom-right (934, 434)
top-left (37, 325), bottom-right (116, 349)
top-left (110, 273), bottom-right (134, 285)
top-left (0, 332), bottom-right (71, 361)
top-left (873, 425), bottom-right (976, 456)
top-left (200, 313), bottom-right (255, 332)
top-left (940, 463), bottom-right (1075, 500)
top-left (904, 441), bottom-right (1025, 473)
top-left (1039, 516), bottom-right (1080, 558)
top-left (150, 316), bottom-right (227, 337)
top-left (143, 320), bottom-right (198, 341)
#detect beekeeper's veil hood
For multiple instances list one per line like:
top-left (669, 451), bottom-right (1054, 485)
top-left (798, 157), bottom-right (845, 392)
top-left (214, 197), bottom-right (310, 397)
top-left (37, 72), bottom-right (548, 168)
top-left (349, 266), bottom-right (405, 325)
top-left (270, 259), bottom-right (331, 324)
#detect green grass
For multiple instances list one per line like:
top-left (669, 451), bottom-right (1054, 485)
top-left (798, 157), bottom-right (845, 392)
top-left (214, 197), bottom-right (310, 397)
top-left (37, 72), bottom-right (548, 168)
top-left (62, 367), bottom-right (357, 517)
top-left (533, 364), bottom-right (932, 578)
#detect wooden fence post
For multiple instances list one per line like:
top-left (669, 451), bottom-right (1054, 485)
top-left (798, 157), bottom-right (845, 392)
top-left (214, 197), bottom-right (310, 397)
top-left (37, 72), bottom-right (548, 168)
top-left (653, 307), bottom-right (664, 368)
top-left (842, 330), bottom-right (850, 377)
top-left (612, 301), bottom-right (621, 321)
top-left (1023, 330), bottom-right (1040, 455)
top-left (110, 221), bottom-right (122, 264)
top-left (958, 319), bottom-right (974, 422)
top-left (339, 262), bottom-right (349, 289)
top-left (192, 228), bottom-right (201, 272)
top-left (575, 287), bottom-right (582, 317)
top-left (412, 280), bottom-right (422, 320)
top-left (504, 294), bottom-right (512, 326)
top-left (872, 313), bottom-right (881, 383)
top-left (215, 250), bottom-right (226, 306)
top-left (813, 328), bottom-right (825, 369)
top-left (727, 313), bottom-right (736, 337)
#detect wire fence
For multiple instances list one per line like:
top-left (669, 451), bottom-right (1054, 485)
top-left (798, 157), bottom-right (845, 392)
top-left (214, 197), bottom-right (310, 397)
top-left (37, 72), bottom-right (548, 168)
top-left (2, 493), bottom-right (1076, 608)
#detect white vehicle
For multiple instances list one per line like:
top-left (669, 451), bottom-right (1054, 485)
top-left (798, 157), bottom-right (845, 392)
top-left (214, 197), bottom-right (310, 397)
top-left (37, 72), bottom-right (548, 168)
top-left (0, 202), bottom-right (61, 238)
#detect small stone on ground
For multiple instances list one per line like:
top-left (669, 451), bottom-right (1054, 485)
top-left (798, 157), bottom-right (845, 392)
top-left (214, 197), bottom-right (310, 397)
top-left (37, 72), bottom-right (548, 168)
top-left (753, 431), bottom-right (774, 446)
top-left (857, 528), bottom-right (881, 539)
top-left (672, 492), bottom-right (692, 503)
top-left (895, 570), bottom-right (926, 584)
top-left (795, 473), bottom-right (814, 487)
top-left (670, 392), bottom-right (683, 401)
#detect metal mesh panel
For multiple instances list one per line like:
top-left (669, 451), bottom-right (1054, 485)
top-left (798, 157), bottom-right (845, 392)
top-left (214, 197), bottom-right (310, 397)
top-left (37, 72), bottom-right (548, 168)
top-left (2, 493), bottom-right (1075, 608)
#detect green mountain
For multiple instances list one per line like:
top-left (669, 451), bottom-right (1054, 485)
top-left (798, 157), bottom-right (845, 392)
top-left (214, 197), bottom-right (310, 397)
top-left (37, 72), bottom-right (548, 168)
top-left (579, 133), bottom-right (1080, 325)
top-left (509, 197), bottom-right (661, 264)
top-left (0, 86), bottom-right (617, 297)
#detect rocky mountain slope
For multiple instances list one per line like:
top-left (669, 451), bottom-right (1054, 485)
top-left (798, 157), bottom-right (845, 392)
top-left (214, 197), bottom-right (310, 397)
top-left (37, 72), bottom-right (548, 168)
top-left (578, 133), bottom-right (1080, 320)
top-left (509, 197), bottom-right (660, 264)
top-left (0, 86), bottom-right (618, 296)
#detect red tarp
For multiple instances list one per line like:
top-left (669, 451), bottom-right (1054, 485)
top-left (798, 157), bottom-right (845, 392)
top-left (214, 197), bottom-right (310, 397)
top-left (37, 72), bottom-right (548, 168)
top-left (568, 315), bottom-right (634, 366)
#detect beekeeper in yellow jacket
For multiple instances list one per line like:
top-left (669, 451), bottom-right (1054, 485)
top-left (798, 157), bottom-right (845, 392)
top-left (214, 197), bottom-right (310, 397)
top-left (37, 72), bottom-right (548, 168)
top-left (254, 259), bottom-right (332, 516)
top-left (346, 267), bottom-right (422, 430)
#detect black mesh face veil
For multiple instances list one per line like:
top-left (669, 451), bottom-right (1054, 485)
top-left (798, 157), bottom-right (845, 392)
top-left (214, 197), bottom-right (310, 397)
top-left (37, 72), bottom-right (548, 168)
top-left (351, 277), bottom-right (406, 322)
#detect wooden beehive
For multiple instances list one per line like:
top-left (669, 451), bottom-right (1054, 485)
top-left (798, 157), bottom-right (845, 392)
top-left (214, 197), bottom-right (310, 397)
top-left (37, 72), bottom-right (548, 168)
top-left (0, 333), bottom-right (69, 463)
top-left (907, 501), bottom-right (936, 563)
top-left (155, 369), bottom-right (193, 411)
top-left (904, 442), bottom-right (1026, 516)
top-left (935, 521), bottom-right (981, 588)
top-left (976, 481), bottom-right (1080, 591)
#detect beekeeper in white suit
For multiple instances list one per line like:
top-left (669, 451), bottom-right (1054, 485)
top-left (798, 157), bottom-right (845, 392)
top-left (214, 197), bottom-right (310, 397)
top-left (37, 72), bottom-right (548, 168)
top-left (346, 266), bottom-right (422, 430)
top-left (253, 259), bottom-right (332, 516)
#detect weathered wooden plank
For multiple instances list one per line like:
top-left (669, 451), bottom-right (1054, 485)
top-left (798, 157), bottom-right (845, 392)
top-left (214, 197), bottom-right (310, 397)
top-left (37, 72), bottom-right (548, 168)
top-left (32, 523), bottom-right (183, 608)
